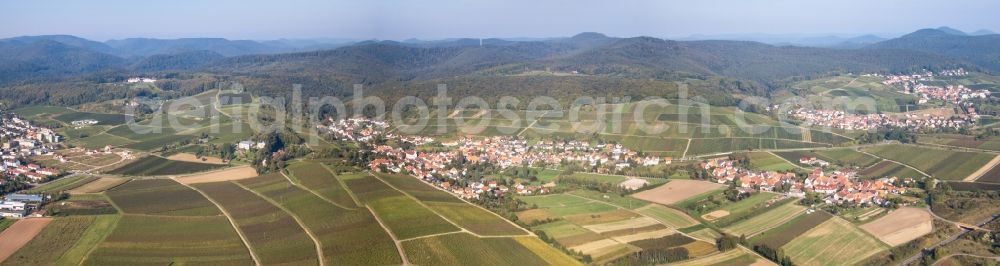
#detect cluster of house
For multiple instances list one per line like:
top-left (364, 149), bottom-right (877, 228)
top-left (0, 193), bottom-right (43, 218)
top-left (787, 108), bottom-right (973, 131)
top-left (702, 158), bottom-right (912, 206)
top-left (906, 84), bottom-right (990, 105)
top-left (0, 115), bottom-right (63, 182)
top-left (70, 119), bottom-right (99, 127)
top-left (875, 69), bottom-right (967, 86)
top-left (325, 117), bottom-right (671, 199)
top-left (126, 77), bottom-right (157, 83)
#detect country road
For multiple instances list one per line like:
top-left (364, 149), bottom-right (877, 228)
top-left (896, 206), bottom-right (999, 266)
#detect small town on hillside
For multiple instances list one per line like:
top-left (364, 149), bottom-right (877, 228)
top-left (781, 69), bottom-right (988, 131)
top-left (323, 117), bottom-right (916, 207)
top-left (0, 113), bottom-right (63, 218)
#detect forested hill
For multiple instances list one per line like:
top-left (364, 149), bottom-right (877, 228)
top-left (0, 29), bottom-right (998, 102)
top-left (210, 33), bottom-right (966, 88)
top-left (867, 28), bottom-right (1000, 71)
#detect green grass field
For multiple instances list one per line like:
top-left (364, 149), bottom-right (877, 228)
top-left (426, 201), bottom-right (528, 236)
top-left (567, 189), bottom-right (649, 209)
top-left (864, 144), bottom-right (995, 180)
top-left (781, 217), bottom-right (888, 266)
top-left (238, 173), bottom-right (402, 265)
top-left (519, 194), bottom-right (618, 216)
top-left (193, 181), bottom-right (320, 265)
top-left (53, 111), bottom-right (132, 125)
top-left (106, 179), bottom-right (220, 216)
top-left (744, 152), bottom-right (799, 171)
top-left (84, 215), bottom-right (254, 265)
top-left (635, 205), bottom-right (699, 229)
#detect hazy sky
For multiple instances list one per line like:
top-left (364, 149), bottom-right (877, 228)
top-left (2, 0), bottom-right (998, 41)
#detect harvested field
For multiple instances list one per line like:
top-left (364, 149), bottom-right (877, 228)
top-left (563, 209), bottom-right (640, 226)
top-left (688, 228), bottom-right (722, 242)
top-left (0, 216), bottom-right (96, 266)
top-left (68, 177), bottom-right (127, 193)
top-left (582, 217), bottom-right (660, 233)
top-left (516, 208), bottom-right (558, 224)
top-left (635, 205), bottom-right (699, 229)
top-left (402, 233), bottom-right (571, 266)
top-left (535, 221), bottom-right (604, 246)
top-left (671, 248), bottom-right (773, 266)
top-left (513, 237), bottom-right (583, 266)
top-left (782, 217), bottom-right (888, 266)
top-left (859, 207), bottom-right (933, 246)
top-left (971, 159), bottom-right (1000, 183)
top-left (166, 152), bottom-right (226, 164)
top-left (681, 241), bottom-right (719, 257)
top-left (175, 165), bottom-right (258, 184)
top-left (0, 218), bottom-right (52, 262)
top-left (702, 210), bottom-right (730, 221)
top-left (570, 239), bottom-right (632, 257)
top-left (610, 229), bottom-right (675, 243)
top-left (630, 179), bottom-right (725, 205)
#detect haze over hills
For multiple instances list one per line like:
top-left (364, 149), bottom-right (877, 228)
top-left (0, 27), bottom-right (997, 98)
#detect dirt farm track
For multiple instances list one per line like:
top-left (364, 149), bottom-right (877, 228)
top-left (0, 218), bottom-right (52, 262)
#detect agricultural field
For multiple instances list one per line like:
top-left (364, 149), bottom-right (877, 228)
top-left (781, 217), bottom-right (888, 266)
top-left (106, 179), bottom-right (221, 216)
top-left (859, 207), bottom-right (933, 246)
top-left (45, 193), bottom-right (118, 216)
top-left (402, 233), bottom-right (577, 265)
top-left (0, 216), bottom-right (97, 266)
top-left (567, 189), bottom-right (650, 209)
top-left (703, 192), bottom-right (780, 223)
top-left (53, 111), bottom-right (132, 125)
top-left (0, 218), bottom-right (52, 263)
top-left (238, 173), bottom-right (402, 265)
top-left (174, 165), bottom-right (258, 184)
top-left (341, 174), bottom-right (459, 239)
top-left (918, 133), bottom-right (1000, 152)
top-left (84, 215), bottom-right (253, 265)
top-left (518, 189), bottom-right (717, 263)
top-left (671, 248), bottom-right (773, 266)
top-left (520, 194), bottom-right (617, 216)
top-left (743, 152), bottom-right (799, 171)
top-left (192, 181), bottom-right (320, 265)
top-left (752, 211), bottom-right (833, 250)
top-left (630, 179), bottom-right (725, 205)
top-left (286, 162), bottom-right (358, 208)
top-left (859, 160), bottom-right (927, 179)
top-left (24, 175), bottom-right (99, 194)
top-left (722, 200), bottom-right (806, 237)
top-left (774, 148), bottom-right (881, 168)
top-left (107, 156), bottom-right (225, 176)
top-left (68, 177), bottom-right (127, 194)
top-left (863, 144), bottom-right (995, 180)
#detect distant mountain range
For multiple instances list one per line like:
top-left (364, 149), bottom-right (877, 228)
top-left (0, 27), bottom-right (997, 92)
